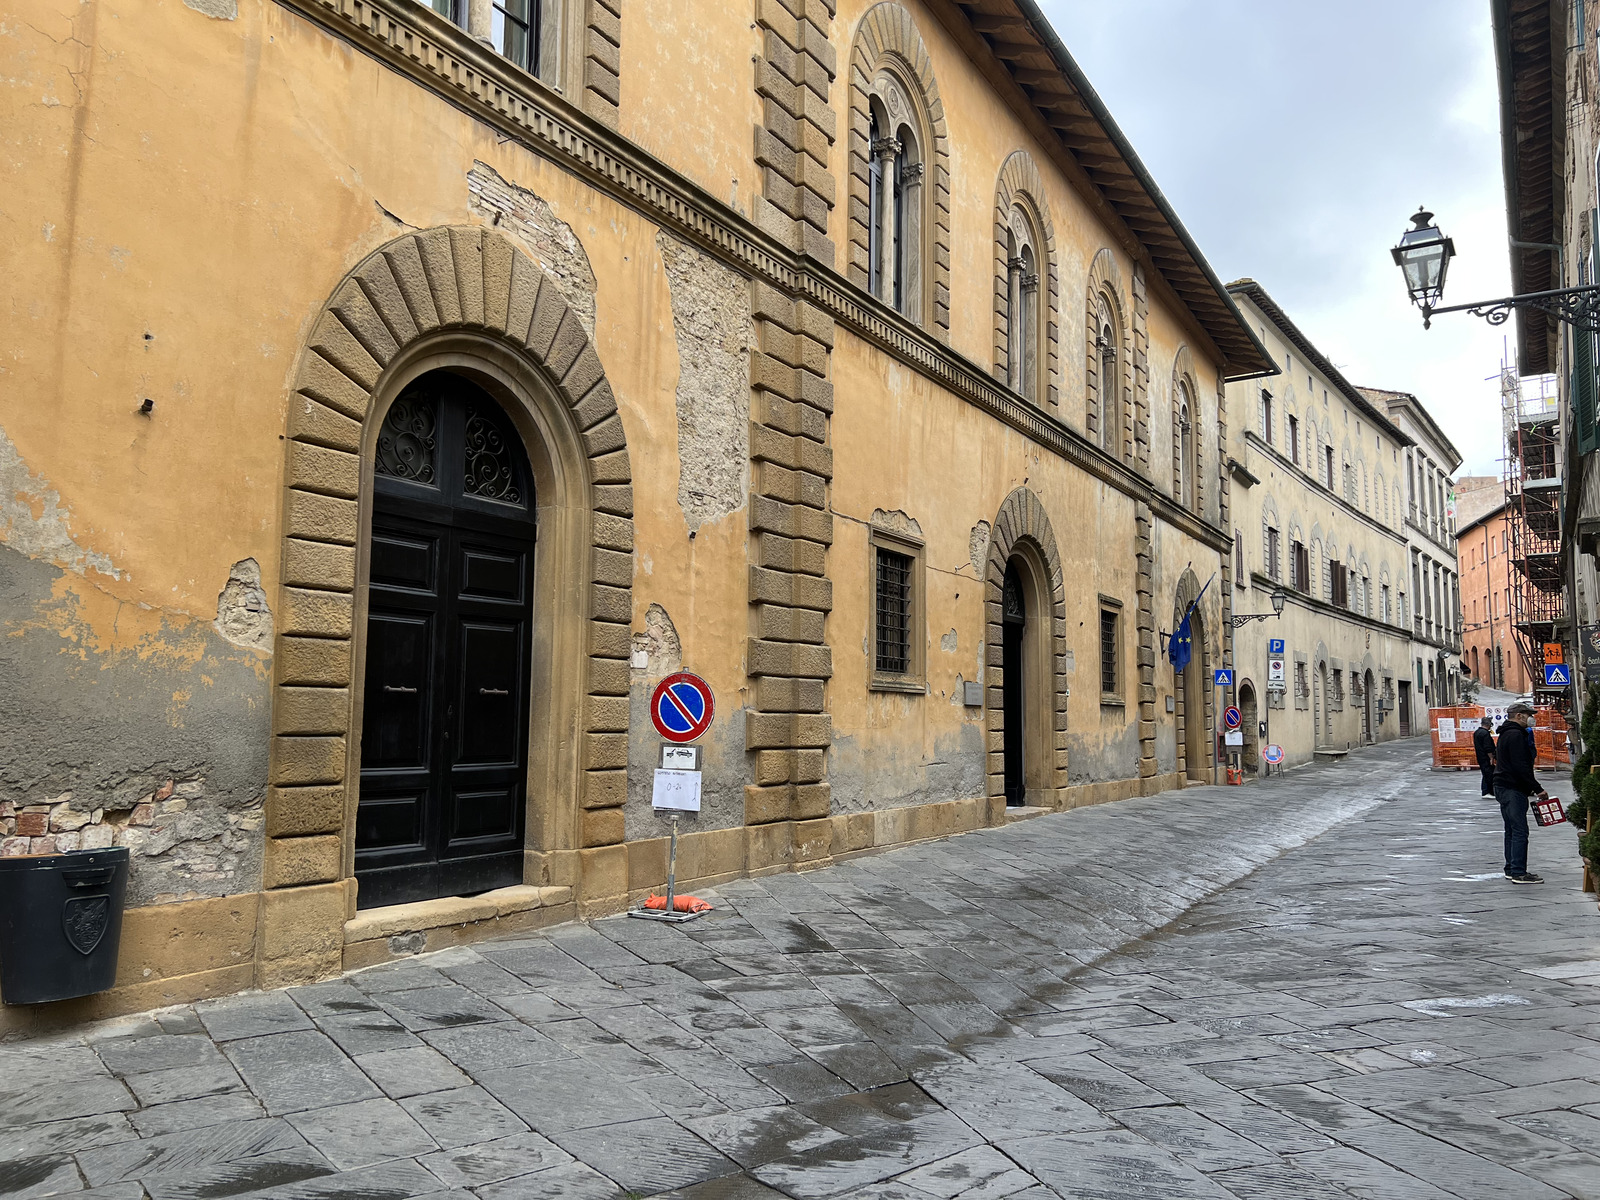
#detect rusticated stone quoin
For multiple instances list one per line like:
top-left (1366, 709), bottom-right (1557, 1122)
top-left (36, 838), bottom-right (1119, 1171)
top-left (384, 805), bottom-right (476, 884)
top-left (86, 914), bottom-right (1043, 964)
top-left (755, 0), bottom-right (839, 263)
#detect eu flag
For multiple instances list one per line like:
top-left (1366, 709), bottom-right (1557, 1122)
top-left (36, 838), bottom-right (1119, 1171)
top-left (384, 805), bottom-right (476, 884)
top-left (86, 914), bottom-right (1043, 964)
top-left (1169, 609), bottom-right (1193, 671)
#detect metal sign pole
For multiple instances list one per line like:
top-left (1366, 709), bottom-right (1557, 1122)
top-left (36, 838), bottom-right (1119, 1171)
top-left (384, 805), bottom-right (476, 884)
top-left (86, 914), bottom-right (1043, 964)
top-left (664, 813), bottom-right (678, 916)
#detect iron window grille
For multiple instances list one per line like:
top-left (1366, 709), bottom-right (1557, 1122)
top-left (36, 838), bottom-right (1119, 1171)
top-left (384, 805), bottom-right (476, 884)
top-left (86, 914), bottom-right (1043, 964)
top-left (1099, 608), bottom-right (1119, 696)
top-left (875, 548), bottom-right (912, 674)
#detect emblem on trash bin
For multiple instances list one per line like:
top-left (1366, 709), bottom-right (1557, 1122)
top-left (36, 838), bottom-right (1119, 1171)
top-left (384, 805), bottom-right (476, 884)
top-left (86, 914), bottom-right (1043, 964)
top-left (63, 894), bottom-right (111, 955)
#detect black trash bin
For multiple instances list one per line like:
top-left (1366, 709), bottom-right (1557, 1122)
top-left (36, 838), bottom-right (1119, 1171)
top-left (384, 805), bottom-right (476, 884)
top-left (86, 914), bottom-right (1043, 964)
top-left (0, 847), bottom-right (129, 1005)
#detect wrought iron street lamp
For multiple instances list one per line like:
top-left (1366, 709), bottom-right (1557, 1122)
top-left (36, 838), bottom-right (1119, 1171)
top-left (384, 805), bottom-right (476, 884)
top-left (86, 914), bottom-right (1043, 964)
top-left (1230, 586), bottom-right (1286, 629)
top-left (1393, 207), bottom-right (1600, 331)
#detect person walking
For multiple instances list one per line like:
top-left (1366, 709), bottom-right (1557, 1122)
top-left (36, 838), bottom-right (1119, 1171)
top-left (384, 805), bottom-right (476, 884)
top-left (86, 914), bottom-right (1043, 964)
top-left (1472, 716), bottom-right (1496, 798)
top-left (1493, 702), bottom-right (1547, 884)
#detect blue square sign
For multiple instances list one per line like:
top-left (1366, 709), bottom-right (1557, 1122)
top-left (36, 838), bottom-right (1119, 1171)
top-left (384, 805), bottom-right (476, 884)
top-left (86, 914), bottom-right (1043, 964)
top-left (1544, 663), bottom-right (1571, 686)
top-left (1213, 669), bottom-right (1234, 687)
top-left (1267, 638), bottom-right (1285, 655)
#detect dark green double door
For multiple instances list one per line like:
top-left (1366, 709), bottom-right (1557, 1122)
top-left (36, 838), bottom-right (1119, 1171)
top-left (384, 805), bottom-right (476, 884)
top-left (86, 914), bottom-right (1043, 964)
top-left (356, 372), bottom-right (536, 909)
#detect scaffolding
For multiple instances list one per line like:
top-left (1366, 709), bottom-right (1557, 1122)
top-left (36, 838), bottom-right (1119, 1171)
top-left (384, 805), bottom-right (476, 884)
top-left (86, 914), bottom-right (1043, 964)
top-left (1503, 366), bottom-right (1565, 701)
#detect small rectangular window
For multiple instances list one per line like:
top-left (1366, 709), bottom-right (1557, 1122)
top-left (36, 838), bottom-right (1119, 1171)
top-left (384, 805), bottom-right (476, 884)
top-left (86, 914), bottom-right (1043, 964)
top-left (1266, 526), bottom-right (1281, 582)
top-left (874, 548), bottom-right (912, 674)
top-left (1288, 415), bottom-right (1299, 464)
top-left (1099, 606), bottom-right (1120, 698)
top-left (1263, 395), bottom-right (1274, 444)
top-left (1292, 541), bottom-right (1309, 592)
top-left (870, 529), bottom-right (924, 691)
top-left (1235, 530), bottom-right (1245, 587)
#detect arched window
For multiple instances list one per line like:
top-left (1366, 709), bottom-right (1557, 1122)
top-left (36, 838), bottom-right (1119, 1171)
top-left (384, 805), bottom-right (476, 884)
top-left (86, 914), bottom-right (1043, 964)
top-left (866, 83), bottom-right (925, 320)
top-left (1096, 295), bottom-right (1120, 455)
top-left (1005, 209), bottom-right (1041, 400)
top-left (1177, 380), bottom-right (1195, 510)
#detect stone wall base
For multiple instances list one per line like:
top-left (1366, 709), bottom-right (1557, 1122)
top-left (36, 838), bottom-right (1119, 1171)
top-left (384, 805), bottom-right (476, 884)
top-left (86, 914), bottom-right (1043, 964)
top-left (0, 771), bottom-right (1193, 1035)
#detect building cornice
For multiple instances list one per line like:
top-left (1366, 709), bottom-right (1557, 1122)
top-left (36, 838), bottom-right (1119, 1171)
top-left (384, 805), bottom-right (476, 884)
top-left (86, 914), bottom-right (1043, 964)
top-left (1245, 572), bottom-right (1410, 640)
top-left (272, 0), bottom-right (1231, 552)
top-left (1241, 431), bottom-right (1410, 553)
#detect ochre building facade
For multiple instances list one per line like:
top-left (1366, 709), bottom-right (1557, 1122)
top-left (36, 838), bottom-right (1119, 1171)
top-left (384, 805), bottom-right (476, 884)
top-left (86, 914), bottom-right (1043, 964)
top-left (1, 0), bottom-right (1273, 1026)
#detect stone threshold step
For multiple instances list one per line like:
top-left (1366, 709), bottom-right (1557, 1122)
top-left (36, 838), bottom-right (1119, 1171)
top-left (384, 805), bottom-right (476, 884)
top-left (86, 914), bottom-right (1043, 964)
top-left (1004, 805), bottom-right (1052, 823)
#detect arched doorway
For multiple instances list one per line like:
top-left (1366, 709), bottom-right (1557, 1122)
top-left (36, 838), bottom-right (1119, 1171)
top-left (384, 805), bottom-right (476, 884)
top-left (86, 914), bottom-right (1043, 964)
top-left (1362, 669), bottom-right (1376, 744)
top-left (1239, 682), bottom-right (1259, 773)
top-left (1178, 616), bottom-right (1208, 783)
top-left (1313, 664), bottom-right (1326, 748)
top-left (356, 371), bottom-right (538, 908)
top-left (1002, 561), bottom-right (1026, 804)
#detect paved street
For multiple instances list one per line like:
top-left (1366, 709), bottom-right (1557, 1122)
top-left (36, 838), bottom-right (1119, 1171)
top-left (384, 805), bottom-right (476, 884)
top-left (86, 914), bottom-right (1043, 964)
top-left (3, 740), bottom-right (1599, 1200)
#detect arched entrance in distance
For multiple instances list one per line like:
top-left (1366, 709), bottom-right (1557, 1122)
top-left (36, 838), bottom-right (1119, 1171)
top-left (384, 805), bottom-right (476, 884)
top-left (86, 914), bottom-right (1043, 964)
top-left (983, 488), bottom-right (1069, 812)
top-left (267, 225), bottom-right (633, 922)
top-left (1362, 669), bottom-right (1376, 745)
top-left (1238, 681), bottom-right (1259, 774)
top-left (1313, 663), bottom-right (1326, 748)
top-left (1172, 570), bottom-right (1210, 784)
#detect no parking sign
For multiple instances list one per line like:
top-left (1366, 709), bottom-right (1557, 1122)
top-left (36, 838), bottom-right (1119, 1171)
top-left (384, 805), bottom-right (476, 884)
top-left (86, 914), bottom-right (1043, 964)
top-left (650, 672), bottom-right (716, 743)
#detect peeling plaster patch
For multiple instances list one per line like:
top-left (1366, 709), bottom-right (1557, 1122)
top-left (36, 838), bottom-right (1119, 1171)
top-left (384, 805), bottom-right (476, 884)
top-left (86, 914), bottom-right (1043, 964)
top-left (969, 520), bottom-right (991, 576)
top-left (215, 558), bottom-right (273, 651)
top-left (468, 162), bottom-right (597, 337)
top-left (656, 231), bottom-right (752, 534)
top-left (631, 602), bottom-right (682, 678)
top-left (0, 425), bottom-right (119, 578)
top-left (183, 0), bottom-right (238, 16)
top-left (871, 509), bottom-right (923, 541)
top-left (940, 629), bottom-right (958, 652)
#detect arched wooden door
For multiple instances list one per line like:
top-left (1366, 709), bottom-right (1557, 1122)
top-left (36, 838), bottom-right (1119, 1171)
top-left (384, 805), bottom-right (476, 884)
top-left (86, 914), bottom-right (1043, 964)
top-left (356, 370), bottom-right (537, 909)
top-left (1002, 561), bottom-right (1027, 805)
top-left (1239, 683), bottom-right (1259, 773)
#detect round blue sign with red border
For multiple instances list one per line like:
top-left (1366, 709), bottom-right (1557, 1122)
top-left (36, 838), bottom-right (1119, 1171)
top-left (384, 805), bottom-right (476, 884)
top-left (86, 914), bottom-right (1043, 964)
top-left (1263, 743), bottom-right (1285, 764)
top-left (651, 672), bottom-right (716, 743)
top-left (1223, 705), bottom-right (1242, 730)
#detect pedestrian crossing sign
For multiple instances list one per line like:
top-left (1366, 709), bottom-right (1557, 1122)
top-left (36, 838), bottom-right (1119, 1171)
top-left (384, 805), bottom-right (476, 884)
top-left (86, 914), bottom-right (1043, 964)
top-left (1544, 663), bottom-right (1571, 686)
top-left (1213, 669), bottom-right (1233, 686)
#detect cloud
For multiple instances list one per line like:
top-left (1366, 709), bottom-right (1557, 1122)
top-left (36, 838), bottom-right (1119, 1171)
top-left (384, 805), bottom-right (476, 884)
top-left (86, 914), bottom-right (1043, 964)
top-left (1039, 0), bottom-right (1515, 475)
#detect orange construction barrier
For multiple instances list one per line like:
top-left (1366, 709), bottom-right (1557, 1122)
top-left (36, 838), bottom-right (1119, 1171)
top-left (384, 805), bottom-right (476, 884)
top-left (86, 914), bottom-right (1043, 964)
top-left (1429, 704), bottom-right (1571, 769)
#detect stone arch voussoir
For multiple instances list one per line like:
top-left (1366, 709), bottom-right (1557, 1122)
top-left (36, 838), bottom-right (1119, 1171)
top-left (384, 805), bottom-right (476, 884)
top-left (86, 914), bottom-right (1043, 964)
top-left (983, 487), bottom-right (1069, 805)
top-left (268, 224), bottom-right (634, 897)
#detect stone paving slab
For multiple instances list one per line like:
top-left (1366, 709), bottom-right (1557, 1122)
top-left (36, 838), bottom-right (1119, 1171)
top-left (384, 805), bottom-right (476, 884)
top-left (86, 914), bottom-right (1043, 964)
top-left (4, 741), bottom-right (1599, 1199)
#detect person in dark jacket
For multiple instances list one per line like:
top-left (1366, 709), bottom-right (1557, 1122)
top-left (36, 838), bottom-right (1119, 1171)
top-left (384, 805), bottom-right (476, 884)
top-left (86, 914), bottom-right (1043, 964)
top-left (1492, 702), bottom-right (1547, 884)
top-left (1472, 716), bottom-right (1496, 797)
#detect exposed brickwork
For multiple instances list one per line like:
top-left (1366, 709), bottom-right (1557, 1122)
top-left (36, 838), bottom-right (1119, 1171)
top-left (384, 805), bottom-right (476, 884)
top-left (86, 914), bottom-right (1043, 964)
top-left (991, 150), bottom-right (1059, 413)
top-left (755, 0), bottom-right (838, 264)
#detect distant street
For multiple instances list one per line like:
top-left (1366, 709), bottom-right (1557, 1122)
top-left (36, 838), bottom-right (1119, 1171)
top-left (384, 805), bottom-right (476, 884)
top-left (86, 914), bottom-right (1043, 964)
top-left (4, 740), bottom-right (1598, 1200)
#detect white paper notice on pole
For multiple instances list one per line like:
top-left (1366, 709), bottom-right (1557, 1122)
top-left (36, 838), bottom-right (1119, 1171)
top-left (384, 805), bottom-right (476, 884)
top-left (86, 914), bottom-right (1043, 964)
top-left (1436, 717), bottom-right (1456, 743)
top-left (652, 769), bottom-right (702, 812)
top-left (1224, 730), bottom-right (1244, 746)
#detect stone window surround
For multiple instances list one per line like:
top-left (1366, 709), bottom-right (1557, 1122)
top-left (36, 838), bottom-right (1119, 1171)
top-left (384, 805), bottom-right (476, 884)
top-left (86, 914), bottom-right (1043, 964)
top-left (991, 150), bottom-right (1059, 412)
top-left (868, 524), bottom-right (927, 693)
top-left (1085, 248), bottom-right (1134, 462)
top-left (1097, 593), bottom-right (1124, 706)
top-left (846, 2), bottom-right (952, 340)
top-left (275, 0), bottom-right (1234, 560)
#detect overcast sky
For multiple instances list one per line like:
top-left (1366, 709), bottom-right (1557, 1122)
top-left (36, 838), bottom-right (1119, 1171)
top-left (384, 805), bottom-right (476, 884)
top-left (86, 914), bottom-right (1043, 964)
top-left (1039, 1), bottom-right (1519, 479)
